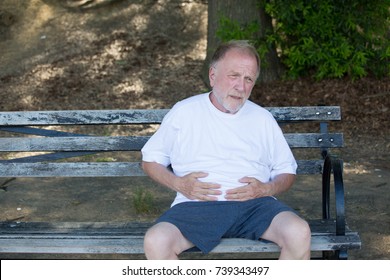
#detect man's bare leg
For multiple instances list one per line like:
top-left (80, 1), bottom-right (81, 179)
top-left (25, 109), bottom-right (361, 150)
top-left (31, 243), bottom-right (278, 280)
top-left (144, 222), bottom-right (194, 260)
top-left (261, 211), bottom-right (311, 259)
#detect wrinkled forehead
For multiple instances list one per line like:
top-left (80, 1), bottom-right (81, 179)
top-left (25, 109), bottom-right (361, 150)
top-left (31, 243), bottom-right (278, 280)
top-left (214, 48), bottom-right (260, 78)
top-left (216, 49), bottom-right (259, 76)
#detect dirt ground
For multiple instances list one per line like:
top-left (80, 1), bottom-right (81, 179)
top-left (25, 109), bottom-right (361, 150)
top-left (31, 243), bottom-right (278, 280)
top-left (0, 0), bottom-right (389, 259)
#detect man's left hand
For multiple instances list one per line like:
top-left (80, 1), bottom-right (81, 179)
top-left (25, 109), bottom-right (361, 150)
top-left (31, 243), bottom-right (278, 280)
top-left (224, 177), bottom-right (272, 201)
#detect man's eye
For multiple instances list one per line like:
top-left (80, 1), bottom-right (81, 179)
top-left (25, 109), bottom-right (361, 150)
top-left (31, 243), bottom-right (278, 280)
top-left (245, 77), bottom-right (254, 83)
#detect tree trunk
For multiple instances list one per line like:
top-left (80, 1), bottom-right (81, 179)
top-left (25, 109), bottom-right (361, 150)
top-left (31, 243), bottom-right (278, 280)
top-left (257, 0), bottom-right (285, 82)
top-left (202, 0), bottom-right (283, 87)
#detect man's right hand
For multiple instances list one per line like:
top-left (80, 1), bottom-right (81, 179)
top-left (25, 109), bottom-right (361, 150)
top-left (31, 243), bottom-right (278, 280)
top-left (175, 172), bottom-right (221, 201)
top-left (142, 161), bottom-right (221, 201)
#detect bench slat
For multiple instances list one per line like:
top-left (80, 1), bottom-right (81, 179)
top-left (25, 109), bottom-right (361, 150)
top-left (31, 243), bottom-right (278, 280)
top-left (286, 133), bottom-right (343, 148)
top-left (0, 126), bottom-right (87, 137)
top-left (0, 220), bottom-right (348, 234)
top-left (0, 234), bottom-right (361, 254)
top-left (0, 136), bottom-right (149, 152)
top-left (0, 162), bottom-right (145, 177)
top-left (0, 220), bottom-right (361, 254)
top-left (270, 106), bottom-right (341, 121)
top-left (0, 160), bottom-right (323, 177)
top-left (0, 133), bottom-right (343, 152)
top-left (0, 107), bottom-right (340, 126)
top-left (2, 152), bottom-right (98, 163)
top-left (0, 110), bottom-right (169, 125)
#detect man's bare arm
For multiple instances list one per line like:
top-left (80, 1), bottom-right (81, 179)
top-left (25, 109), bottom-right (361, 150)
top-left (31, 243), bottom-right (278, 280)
top-left (141, 161), bottom-right (221, 201)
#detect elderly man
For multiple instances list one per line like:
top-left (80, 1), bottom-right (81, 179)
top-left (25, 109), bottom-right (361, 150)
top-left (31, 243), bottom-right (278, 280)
top-left (141, 40), bottom-right (311, 260)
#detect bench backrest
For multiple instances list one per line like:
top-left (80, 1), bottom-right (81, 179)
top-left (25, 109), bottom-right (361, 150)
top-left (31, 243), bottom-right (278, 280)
top-left (0, 106), bottom-right (342, 177)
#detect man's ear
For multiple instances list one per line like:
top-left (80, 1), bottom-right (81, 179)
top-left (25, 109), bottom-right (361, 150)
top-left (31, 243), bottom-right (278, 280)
top-left (209, 67), bottom-right (216, 87)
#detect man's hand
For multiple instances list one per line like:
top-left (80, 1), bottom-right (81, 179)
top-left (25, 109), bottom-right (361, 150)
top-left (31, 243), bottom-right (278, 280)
top-left (141, 162), bottom-right (221, 202)
top-left (224, 174), bottom-right (295, 201)
top-left (175, 172), bottom-right (222, 201)
top-left (224, 177), bottom-right (272, 201)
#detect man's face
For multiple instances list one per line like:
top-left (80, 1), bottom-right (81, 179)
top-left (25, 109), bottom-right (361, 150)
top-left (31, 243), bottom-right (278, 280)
top-left (209, 49), bottom-right (258, 114)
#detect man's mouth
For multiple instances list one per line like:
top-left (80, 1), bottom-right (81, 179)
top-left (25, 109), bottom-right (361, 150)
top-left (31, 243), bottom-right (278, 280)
top-left (229, 95), bottom-right (242, 100)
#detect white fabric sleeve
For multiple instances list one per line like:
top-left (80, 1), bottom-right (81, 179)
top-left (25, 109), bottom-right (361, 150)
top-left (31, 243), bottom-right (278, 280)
top-left (141, 107), bottom-right (179, 167)
top-left (269, 119), bottom-right (297, 179)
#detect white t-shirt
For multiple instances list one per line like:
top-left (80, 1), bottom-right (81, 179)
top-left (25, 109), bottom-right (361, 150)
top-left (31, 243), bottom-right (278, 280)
top-left (141, 92), bottom-right (297, 206)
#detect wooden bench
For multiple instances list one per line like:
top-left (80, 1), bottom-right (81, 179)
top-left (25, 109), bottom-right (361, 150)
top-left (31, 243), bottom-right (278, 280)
top-left (0, 107), bottom-right (361, 259)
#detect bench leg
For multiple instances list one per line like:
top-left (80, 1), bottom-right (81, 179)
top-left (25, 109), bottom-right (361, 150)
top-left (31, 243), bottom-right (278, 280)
top-left (337, 250), bottom-right (348, 260)
top-left (322, 250), bottom-right (348, 260)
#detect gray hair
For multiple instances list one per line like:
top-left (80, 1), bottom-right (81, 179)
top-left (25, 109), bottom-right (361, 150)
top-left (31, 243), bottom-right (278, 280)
top-left (210, 40), bottom-right (261, 78)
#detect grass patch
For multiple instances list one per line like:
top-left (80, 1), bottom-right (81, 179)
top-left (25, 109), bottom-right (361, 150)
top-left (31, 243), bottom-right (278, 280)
top-left (132, 187), bottom-right (157, 214)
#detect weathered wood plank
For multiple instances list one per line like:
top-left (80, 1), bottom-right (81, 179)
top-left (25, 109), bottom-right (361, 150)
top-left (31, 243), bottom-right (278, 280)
top-left (0, 107), bottom-right (341, 126)
top-left (0, 160), bottom-right (323, 177)
top-left (0, 220), bottom-right (360, 254)
top-left (269, 106), bottom-right (341, 121)
top-left (0, 126), bottom-right (87, 137)
top-left (0, 221), bottom-right (152, 234)
top-left (285, 133), bottom-right (343, 148)
top-left (0, 162), bottom-right (145, 177)
top-left (0, 110), bottom-right (169, 125)
top-left (0, 136), bottom-right (149, 152)
top-left (296, 160), bottom-right (323, 174)
top-left (0, 220), bottom-right (350, 235)
top-left (0, 238), bottom-right (145, 254)
top-left (1, 152), bottom-right (98, 163)
top-left (0, 234), bottom-right (361, 254)
top-left (0, 233), bottom-right (360, 254)
top-left (211, 233), bottom-right (361, 253)
top-left (0, 133), bottom-right (343, 152)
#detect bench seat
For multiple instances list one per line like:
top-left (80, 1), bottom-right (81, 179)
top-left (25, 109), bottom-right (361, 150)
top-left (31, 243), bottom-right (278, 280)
top-left (0, 220), bottom-right (360, 256)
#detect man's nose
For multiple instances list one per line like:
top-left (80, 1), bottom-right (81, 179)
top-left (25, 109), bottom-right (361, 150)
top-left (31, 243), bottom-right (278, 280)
top-left (235, 77), bottom-right (246, 92)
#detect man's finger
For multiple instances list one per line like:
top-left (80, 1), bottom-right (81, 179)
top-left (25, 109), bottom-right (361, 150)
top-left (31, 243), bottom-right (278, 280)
top-left (191, 171), bottom-right (209, 179)
top-left (225, 185), bottom-right (247, 194)
top-left (239, 176), bottom-right (255, 184)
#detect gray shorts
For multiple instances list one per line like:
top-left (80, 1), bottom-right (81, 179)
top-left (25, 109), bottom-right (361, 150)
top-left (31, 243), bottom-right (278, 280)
top-left (156, 196), bottom-right (295, 254)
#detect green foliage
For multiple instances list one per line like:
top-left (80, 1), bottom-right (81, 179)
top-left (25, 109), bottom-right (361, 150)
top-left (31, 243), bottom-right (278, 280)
top-left (132, 188), bottom-right (156, 214)
top-left (216, 15), bottom-right (259, 42)
top-left (216, 0), bottom-right (389, 80)
top-left (216, 15), bottom-right (270, 68)
top-left (266, 0), bottom-right (389, 79)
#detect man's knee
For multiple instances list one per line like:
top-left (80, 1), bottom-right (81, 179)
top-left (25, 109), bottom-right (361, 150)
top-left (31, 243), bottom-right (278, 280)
top-left (279, 213), bottom-right (311, 258)
top-left (144, 225), bottom-right (161, 254)
top-left (262, 211), bottom-right (311, 259)
top-left (143, 222), bottom-right (192, 259)
top-left (288, 214), bottom-right (310, 234)
top-left (280, 213), bottom-right (311, 245)
top-left (144, 223), bottom-right (172, 258)
top-left (290, 217), bottom-right (311, 246)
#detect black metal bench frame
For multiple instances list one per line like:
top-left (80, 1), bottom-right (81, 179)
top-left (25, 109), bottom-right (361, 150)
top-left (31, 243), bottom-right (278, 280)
top-left (0, 107), bottom-right (361, 259)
